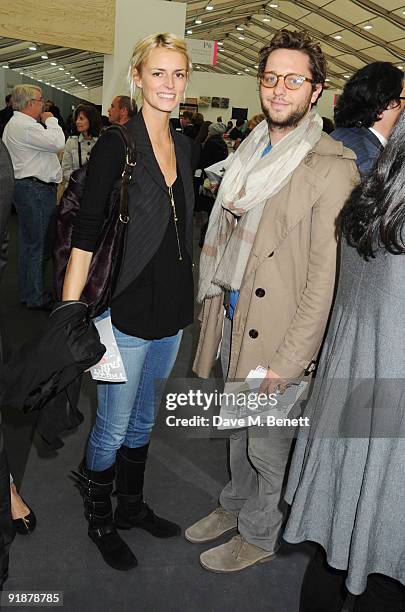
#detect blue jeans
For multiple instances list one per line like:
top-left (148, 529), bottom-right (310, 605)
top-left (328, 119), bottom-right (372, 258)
top-left (86, 317), bottom-right (182, 471)
top-left (13, 179), bottom-right (56, 306)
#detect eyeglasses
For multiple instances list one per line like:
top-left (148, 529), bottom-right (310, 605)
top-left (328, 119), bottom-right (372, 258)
top-left (30, 97), bottom-right (43, 103)
top-left (260, 72), bottom-right (314, 90)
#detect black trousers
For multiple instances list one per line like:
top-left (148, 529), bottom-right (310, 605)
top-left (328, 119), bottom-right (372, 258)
top-left (0, 439), bottom-right (13, 590)
top-left (301, 546), bottom-right (405, 612)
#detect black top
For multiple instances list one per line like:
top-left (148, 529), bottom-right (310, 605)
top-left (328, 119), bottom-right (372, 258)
top-left (72, 125), bottom-right (194, 340)
top-left (229, 127), bottom-right (243, 141)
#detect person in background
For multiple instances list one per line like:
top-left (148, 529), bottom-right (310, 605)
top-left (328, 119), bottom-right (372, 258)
top-left (62, 104), bottom-right (102, 184)
top-left (225, 120), bottom-right (233, 133)
top-left (195, 120), bottom-right (212, 144)
top-left (229, 118), bottom-right (245, 141)
top-left (47, 105), bottom-right (66, 134)
top-left (331, 62), bottom-right (404, 176)
top-left (0, 140), bottom-right (13, 282)
top-left (216, 115), bottom-right (226, 131)
top-left (188, 112), bottom-right (204, 139)
top-left (284, 109), bottom-right (405, 612)
top-left (322, 116), bottom-right (335, 134)
top-left (234, 113), bottom-right (266, 150)
top-left (107, 95), bottom-right (137, 126)
top-left (187, 28), bottom-right (358, 574)
top-left (180, 110), bottom-right (193, 133)
top-left (0, 95), bottom-right (13, 138)
top-left (2, 84), bottom-right (65, 310)
top-left (196, 122), bottom-right (228, 244)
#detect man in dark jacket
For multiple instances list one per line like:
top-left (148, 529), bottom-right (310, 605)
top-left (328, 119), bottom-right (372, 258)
top-left (0, 138), bottom-right (15, 589)
top-left (331, 62), bottom-right (404, 176)
top-left (0, 140), bottom-right (14, 283)
top-left (0, 95), bottom-right (13, 138)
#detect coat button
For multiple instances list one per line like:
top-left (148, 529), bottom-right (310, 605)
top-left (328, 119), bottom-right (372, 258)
top-left (255, 288), bottom-right (265, 298)
top-left (249, 329), bottom-right (259, 339)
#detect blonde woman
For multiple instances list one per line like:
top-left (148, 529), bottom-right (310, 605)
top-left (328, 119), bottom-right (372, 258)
top-left (62, 33), bottom-right (195, 571)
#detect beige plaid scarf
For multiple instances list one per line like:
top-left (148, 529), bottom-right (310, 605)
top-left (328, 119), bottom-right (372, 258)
top-left (197, 110), bottom-right (323, 302)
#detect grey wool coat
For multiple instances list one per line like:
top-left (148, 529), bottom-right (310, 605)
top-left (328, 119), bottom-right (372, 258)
top-left (284, 238), bottom-right (405, 595)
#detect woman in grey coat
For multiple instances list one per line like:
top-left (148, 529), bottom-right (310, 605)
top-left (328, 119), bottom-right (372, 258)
top-left (283, 110), bottom-right (405, 610)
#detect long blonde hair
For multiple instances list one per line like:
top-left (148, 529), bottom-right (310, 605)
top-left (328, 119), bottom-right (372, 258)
top-left (128, 33), bottom-right (192, 103)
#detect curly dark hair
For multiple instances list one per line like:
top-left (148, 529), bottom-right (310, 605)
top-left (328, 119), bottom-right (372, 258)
top-left (341, 109), bottom-right (405, 258)
top-left (73, 104), bottom-right (102, 137)
top-left (258, 29), bottom-right (327, 93)
top-left (334, 62), bottom-right (404, 128)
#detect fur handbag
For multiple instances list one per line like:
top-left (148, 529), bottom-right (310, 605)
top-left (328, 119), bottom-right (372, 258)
top-left (53, 125), bottom-right (136, 318)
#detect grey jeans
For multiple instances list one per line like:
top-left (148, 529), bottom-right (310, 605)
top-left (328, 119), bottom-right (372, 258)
top-left (219, 317), bottom-right (293, 552)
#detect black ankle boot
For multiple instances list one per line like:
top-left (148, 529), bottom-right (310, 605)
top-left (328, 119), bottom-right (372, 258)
top-left (72, 462), bottom-right (137, 571)
top-left (114, 445), bottom-right (181, 538)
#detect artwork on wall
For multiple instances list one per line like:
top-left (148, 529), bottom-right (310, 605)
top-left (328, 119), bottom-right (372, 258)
top-left (220, 97), bottom-right (229, 109)
top-left (198, 96), bottom-right (211, 107)
top-left (211, 96), bottom-right (221, 108)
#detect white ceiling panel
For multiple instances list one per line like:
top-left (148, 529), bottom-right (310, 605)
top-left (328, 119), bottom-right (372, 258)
top-left (325, 0), bottom-right (374, 23)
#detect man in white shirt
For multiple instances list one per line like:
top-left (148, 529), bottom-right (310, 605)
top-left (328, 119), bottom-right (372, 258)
top-left (331, 62), bottom-right (405, 176)
top-left (2, 85), bottom-right (65, 309)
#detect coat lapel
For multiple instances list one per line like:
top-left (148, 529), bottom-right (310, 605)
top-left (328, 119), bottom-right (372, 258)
top-left (130, 112), bottom-right (167, 192)
top-left (172, 127), bottom-right (194, 208)
top-left (251, 161), bottom-right (326, 266)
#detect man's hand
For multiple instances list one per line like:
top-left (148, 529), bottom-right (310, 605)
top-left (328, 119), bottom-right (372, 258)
top-left (40, 111), bottom-right (54, 122)
top-left (259, 367), bottom-right (287, 396)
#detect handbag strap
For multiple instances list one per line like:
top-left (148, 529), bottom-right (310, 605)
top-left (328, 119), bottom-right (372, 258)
top-left (103, 124), bottom-right (137, 224)
top-left (78, 140), bottom-right (83, 168)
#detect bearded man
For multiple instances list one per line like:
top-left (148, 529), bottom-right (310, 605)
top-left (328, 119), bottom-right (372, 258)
top-left (186, 29), bottom-right (359, 573)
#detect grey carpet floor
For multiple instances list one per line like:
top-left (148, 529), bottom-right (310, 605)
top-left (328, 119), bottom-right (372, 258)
top-left (1, 215), bottom-right (316, 612)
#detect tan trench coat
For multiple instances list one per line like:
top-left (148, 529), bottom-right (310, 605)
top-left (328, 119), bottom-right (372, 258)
top-left (193, 133), bottom-right (359, 380)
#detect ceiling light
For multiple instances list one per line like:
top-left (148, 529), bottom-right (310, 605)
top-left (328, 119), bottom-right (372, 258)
top-left (217, 41), bottom-right (223, 46)
top-left (363, 24), bottom-right (372, 30)
top-left (206, 3), bottom-right (214, 10)
top-left (245, 68), bottom-right (250, 72)
top-left (236, 26), bottom-right (244, 31)
top-left (196, 65), bottom-right (201, 69)
top-left (195, 19), bottom-right (202, 24)
top-left (41, 53), bottom-right (48, 59)
top-left (50, 61), bottom-right (57, 66)
top-left (2, 63), bottom-right (9, 69)
top-left (344, 74), bottom-right (350, 78)
top-left (254, 64), bottom-right (259, 68)
top-left (262, 17), bottom-right (270, 22)
top-left (237, 72), bottom-right (242, 75)
top-left (65, 71), bottom-right (70, 75)
top-left (334, 35), bottom-right (342, 40)
top-left (28, 44), bottom-right (37, 51)
top-left (45, 82), bottom-right (50, 85)
top-left (325, 78), bottom-right (331, 82)
top-left (219, 49), bottom-right (225, 52)
top-left (58, 67), bottom-right (64, 71)
top-left (187, 29), bottom-right (193, 34)
top-left (398, 65), bottom-right (403, 70)
top-left (19, 72), bottom-right (24, 75)
top-left (74, 79), bottom-right (79, 82)
top-left (269, 3), bottom-right (278, 6)
top-left (70, 75), bottom-right (75, 79)
top-left (37, 78), bottom-right (43, 82)
top-left (238, 36), bottom-right (245, 40)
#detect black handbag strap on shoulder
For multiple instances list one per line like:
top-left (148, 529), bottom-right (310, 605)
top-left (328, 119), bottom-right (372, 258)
top-left (101, 124), bottom-right (137, 225)
top-left (78, 139), bottom-right (83, 168)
